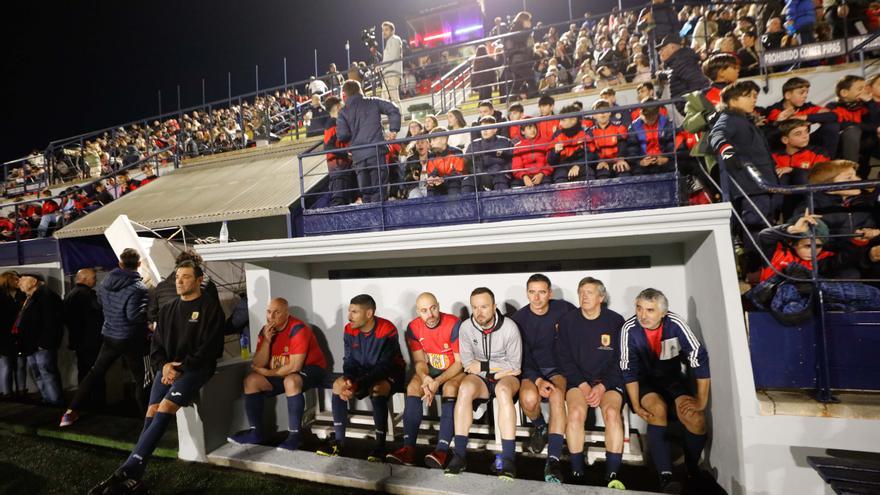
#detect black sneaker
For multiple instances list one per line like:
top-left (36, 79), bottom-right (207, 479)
top-left (660, 472), bottom-right (682, 493)
top-left (366, 446), bottom-right (385, 462)
top-left (525, 424), bottom-right (548, 454)
top-left (315, 436), bottom-right (342, 457)
top-left (88, 472), bottom-right (125, 495)
top-left (114, 477), bottom-right (148, 495)
top-left (569, 470), bottom-right (587, 485)
top-left (544, 457), bottom-right (563, 483)
top-left (444, 452), bottom-right (467, 476)
top-left (498, 458), bottom-right (517, 481)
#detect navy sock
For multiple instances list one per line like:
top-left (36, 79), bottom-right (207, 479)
top-left (120, 411), bottom-right (172, 480)
top-left (286, 393), bottom-right (304, 435)
top-left (647, 425), bottom-right (672, 474)
top-left (547, 433), bottom-right (564, 461)
top-left (684, 430), bottom-right (707, 472)
top-left (244, 392), bottom-right (265, 435)
top-left (606, 451), bottom-right (623, 479)
top-left (370, 396), bottom-right (389, 448)
top-left (571, 452), bottom-right (585, 474)
top-left (331, 393), bottom-right (347, 444)
top-left (402, 395), bottom-right (422, 447)
top-left (141, 416), bottom-right (153, 434)
top-left (454, 434), bottom-right (468, 456)
top-left (531, 414), bottom-right (546, 428)
top-left (437, 398), bottom-right (456, 452)
top-left (501, 439), bottom-right (516, 463)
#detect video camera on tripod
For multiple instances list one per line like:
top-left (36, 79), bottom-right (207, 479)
top-left (361, 26), bottom-right (379, 50)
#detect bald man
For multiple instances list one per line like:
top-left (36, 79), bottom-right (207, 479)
top-left (386, 293), bottom-right (463, 469)
top-left (228, 298), bottom-right (327, 451)
top-left (63, 268), bottom-right (104, 408)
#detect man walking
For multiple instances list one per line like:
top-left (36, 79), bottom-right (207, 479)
top-left (63, 268), bottom-right (105, 408)
top-left (16, 273), bottom-right (64, 406)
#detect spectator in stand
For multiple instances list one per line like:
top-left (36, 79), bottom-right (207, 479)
top-left (512, 122), bottom-right (551, 187)
top-left (548, 104), bottom-right (589, 183)
top-left (323, 96), bottom-right (355, 207)
top-left (381, 21), bottom-right (404, 105)
top-left (470, 100), bottom-right (507, 140)
top-left (446, 109), bottom-right (471, 150)
top-left (336, 79), bottom-right (402, 204)
top-left (0, 271), bottom-right (25, 399)
top-left (657, 35), bottom-right (709, 110)
top-left (427, 128), bottom-right (471, 197)
top-left (504, 12), bottom-right (536, 100)
top-left (638, 0), bottom-right (682, 71)
top-left (766, 77), bottom-right (839, 157)
top-left (507, 104), bottom-right (526, 143)
top-left (773, 119), bottom-right (832, 218)
top-left (326, 63), bottom-right (345, 95)
top-left (36, 190), bottom-right (59, 238)
top-left (737, 31), bottom-right (760, 77)
top-left (785, 0), bottom-right (817, 44)
top-left (424, 115), bottom-right (439, 134)
top-left (701, 54), bottom-right (740, 108)
top-left (60, 249), bottom-right (149, 427)
top-left (627, 103), bottom-right (676, 175)
top-left (536, 95), bottom-right (560, 142)
top-left (467, 116), bottom-right (513, 192)
top-left (490, 16), bottom-right (506, 37)
top-left (17, 273), bottom-right (64, 406)
top-left (471, 44), bottom-right (497, 102)
top-left (308, 76), bottom-right (329, 96)
top-left (62, 268), bottom-right (105, 408)
top-left (828, 75), bottom-right (879, 178)
top-left (587, 100), bottom-right (631, 179)
top-left (402, 137), bottom-right (431, 199)
top-left (629, 54), bottom-right (653, 84)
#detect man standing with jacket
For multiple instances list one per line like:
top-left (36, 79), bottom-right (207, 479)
top-left (17, 273), bottom-right (64, 406)
top-left (337, 80), bottom-right (401, 203)
top-left (657, 35), bottom-right (709, 112)
top-left (60, 248), bottom-right (149, 427)
top-left (64, 268), bottom-right (105, 408)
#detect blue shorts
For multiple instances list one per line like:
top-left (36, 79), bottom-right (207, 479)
top-left (265, 365), bottom-right (326, 395)
top-left (148, 367), bottom-right (214, 407)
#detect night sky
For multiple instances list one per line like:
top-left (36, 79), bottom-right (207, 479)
top-left (3, 0), bottom-right (622, 163)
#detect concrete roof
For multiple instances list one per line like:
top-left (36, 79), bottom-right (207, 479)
top-left (54, 145), bottom-right (325, 239)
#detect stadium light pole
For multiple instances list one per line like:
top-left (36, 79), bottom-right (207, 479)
top-left (345, 41), bottom-right (351, 69)
top-left (283, 57), bottom-right (288, 87)
top-left (314, 49), bottom-right (318, 77)
top-left (228, 72), bottom-right (232, 108)
top-left (568, 0), bottom-right (572, 20)
top-left (255, 65), bottom-right (260, 93)
top-left (157, 90), bottom-right (162, 116)
top-left (201, 78), bottom-right (206, 107)
top-left (176, 85), bottom-right (181, 112)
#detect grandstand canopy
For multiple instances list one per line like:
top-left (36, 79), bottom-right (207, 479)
top-left (54, 145), bottom-right (323, 239)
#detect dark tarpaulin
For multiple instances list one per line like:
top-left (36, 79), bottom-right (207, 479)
top-left (59, 235), bottom-right (118, 275)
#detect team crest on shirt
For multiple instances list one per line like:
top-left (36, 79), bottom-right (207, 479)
top-left (599, 333), bottom-right (612, 350)
top-left (443, 343), bottom-right (449, 349)
top-left (283, 346), bottom-right (289, 353)
top-left (189, 311), bottom-right (199, 322)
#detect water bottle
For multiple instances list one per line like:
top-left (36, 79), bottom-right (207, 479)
top-left (219, 220), bottom-right (229, 243)
top-left (240, 331), bottom-right (250, 360)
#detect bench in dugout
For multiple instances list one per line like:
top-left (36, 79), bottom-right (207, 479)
top-left (305, 372), bottom-right (644, 465)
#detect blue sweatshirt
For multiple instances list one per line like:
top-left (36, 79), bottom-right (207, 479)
top-left (556, 306), bottom-right (625, 389)
top-left (512, 299), bottom-right (576, 381)
top-left (619, 312), bottom-right (710, 384)
top-left (342, 317), bottom-right (406, 392)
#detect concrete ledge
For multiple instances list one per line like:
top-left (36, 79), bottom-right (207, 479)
top-left (207, 442), bottom-right (656, 495)
top-left (758, 390), bottom-right (880, 420)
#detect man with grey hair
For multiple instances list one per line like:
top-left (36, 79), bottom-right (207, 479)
top-left (557, 277), bottom-right (626, 489)
top-left (620, 288), bottom-right (711, 491)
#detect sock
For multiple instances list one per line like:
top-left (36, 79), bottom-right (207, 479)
top-left (286, 393), bottom-right (305, 447)
top-left (501, 439), bottom-right (516, 463)
top-left (244, 392), bottom-right (265, 435)
top-left (454, 434), bottom-right (468, 456)
top-left (547, 433), bottom-right (564, 461)
top-left (531, 414), bottom-right (546, 429)
top-left (120, 411), bottom-right (172, 480)
top-left (141, 416), bottom-right (153, 434)
top-left (606, 451), bottom-right (623, 479)
top-left (402, 396), bottom-right (422, 447)
top-left (571, 452), bottom-right (585, 474)
top-left (437, 398), bottom-right (456, 452)
top-left (684, 430), bottom-right (707, 472)
top-left (370, 395), bottom-right (389, 449)
top-left (647, 425), bottom-right (672, 474)
top-left (331, 393), bottom-right (347, 444)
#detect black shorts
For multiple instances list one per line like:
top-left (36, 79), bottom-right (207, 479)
top-left (353, 369), bottom-right (406, 400)
top-left (265, 365), bottom-right (326, 395)
top-left (638, 374), bottom-right (692, 405)
top-left (566, 383), bottom-right (626, 409)
top-left (428, 365), bottom-right (445, 379)
top-left (148, 367), bottom-right (213, 407)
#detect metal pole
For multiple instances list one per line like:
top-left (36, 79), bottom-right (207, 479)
top-left (568, 0), bottom-right (573, 20)
top-left (228, 72), bottom-right (232, 108)
top-left (522, 0), bottom-right (526, 11)
top-left (177, 85), bottom-right (181, 113)
top-left (201, 78), bottom-right (206, 107)
top-left (346, 41), bottom-right (351, 69)
top-left (283, 57), bottom-right (288, 87)
top-left (314, 49), bottom-right (319, 78)
top-left (157, 90), bottom-right (162, 116)
top-left (255, 65), bottom-right (260, 93)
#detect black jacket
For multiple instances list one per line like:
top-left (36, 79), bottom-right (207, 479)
top-left (708, 109), bottom-right (779, 196)
top-left (18, 285), bottom-right (64, 354)
top-left (151, 293), bottom-right (225, 374)
top-left (664, 47), bottom-right (709, 99)
top-left (148, 272), bottom-right (219, 323)
top-left (336, 94), bottom-right (402, 161)
top-left (98, 268), bottom-right (148, 341)
top-left (64, 283), bottom-right (103, 351)
top-left (791, 192), bottom-right (877, 245)
top-left (0, 291), bottom-right (23, 355)
top-left (467, 135), bottom-right (514, 173)
top-left (470, 110), bottom-right (509, 141)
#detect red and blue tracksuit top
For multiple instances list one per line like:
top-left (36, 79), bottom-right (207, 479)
top-left (619, 312), bottom-right (710, 384)
top-left (405, 312), bottom-right (461, 372)
top-left (426, 146), bottom-right (467, 177)
top-left (766, 100), bottom-right (837, 124)
top-left (343, 317), bottom-right (406, 389)
top-left (547, 125), bottom-right (588, 166)
top-left (512, 136), bottom-right (552, 179)
top-left (772, 147), bottom-right (829, 170)
top-left (626, 115), bottom-right (675, 166)
top-left (586, 123), bottom-right (628, 162)
top-left (324, 117), bottom-right (351, 169)
top-left (828, 100), bottom-right (876, 131)
top-left (511, 299), bottom-right (576, 382)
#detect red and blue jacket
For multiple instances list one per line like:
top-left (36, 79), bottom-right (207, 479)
top-left (586, 123), bottom-right (628, 162)
top-left (512, 136), bottom-right (551, 179)
top-left (536, 117), bottom-right (561, 142)
top-left (828, 100), bottom-right (876, 131)
top-left (547, 125), bottom-right (588, 166)
top-left (702, 82), bottom-right (727, 108)
top-left (426, 146), bottom-right (467, 177)
top-left (772, 146), bottom-right (829, 170)
top-left (343, 316), bottom-right (406, 390)
top-left (625, 115), bottom-right (675, 166)
top-left (766, 100), bottom-right (837, 124)
top-left (619, 312), bottom-right (710, 384)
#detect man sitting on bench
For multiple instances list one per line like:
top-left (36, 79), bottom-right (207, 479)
top-left (386, 292), bottom-right (464, 469)
top-left (227, 298), bottom-right (327, 451)
top-left (621, 288), bottom-right (711, 492)
top-left (316, 294), bottom-right (405, 462)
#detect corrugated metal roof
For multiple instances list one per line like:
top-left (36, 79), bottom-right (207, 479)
top-left (54, 145), bottom-right (326, 239)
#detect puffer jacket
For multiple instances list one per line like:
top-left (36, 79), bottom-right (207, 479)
top-left (664, 47), bottom-right (709, 100)
top-left (98, 268), bottom-right (148, 340)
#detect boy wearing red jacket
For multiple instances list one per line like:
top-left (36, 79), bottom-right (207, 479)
top-left (586, 100), bottom-right (630, 179)
top-left (323, 96), bottom-right (355, 206)
top-left (547, 104), bottom-right (589, 183)
top-left (426, 128), bottom-right (472, 197)
top-left (512, 122), bottom-right (551, 187)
